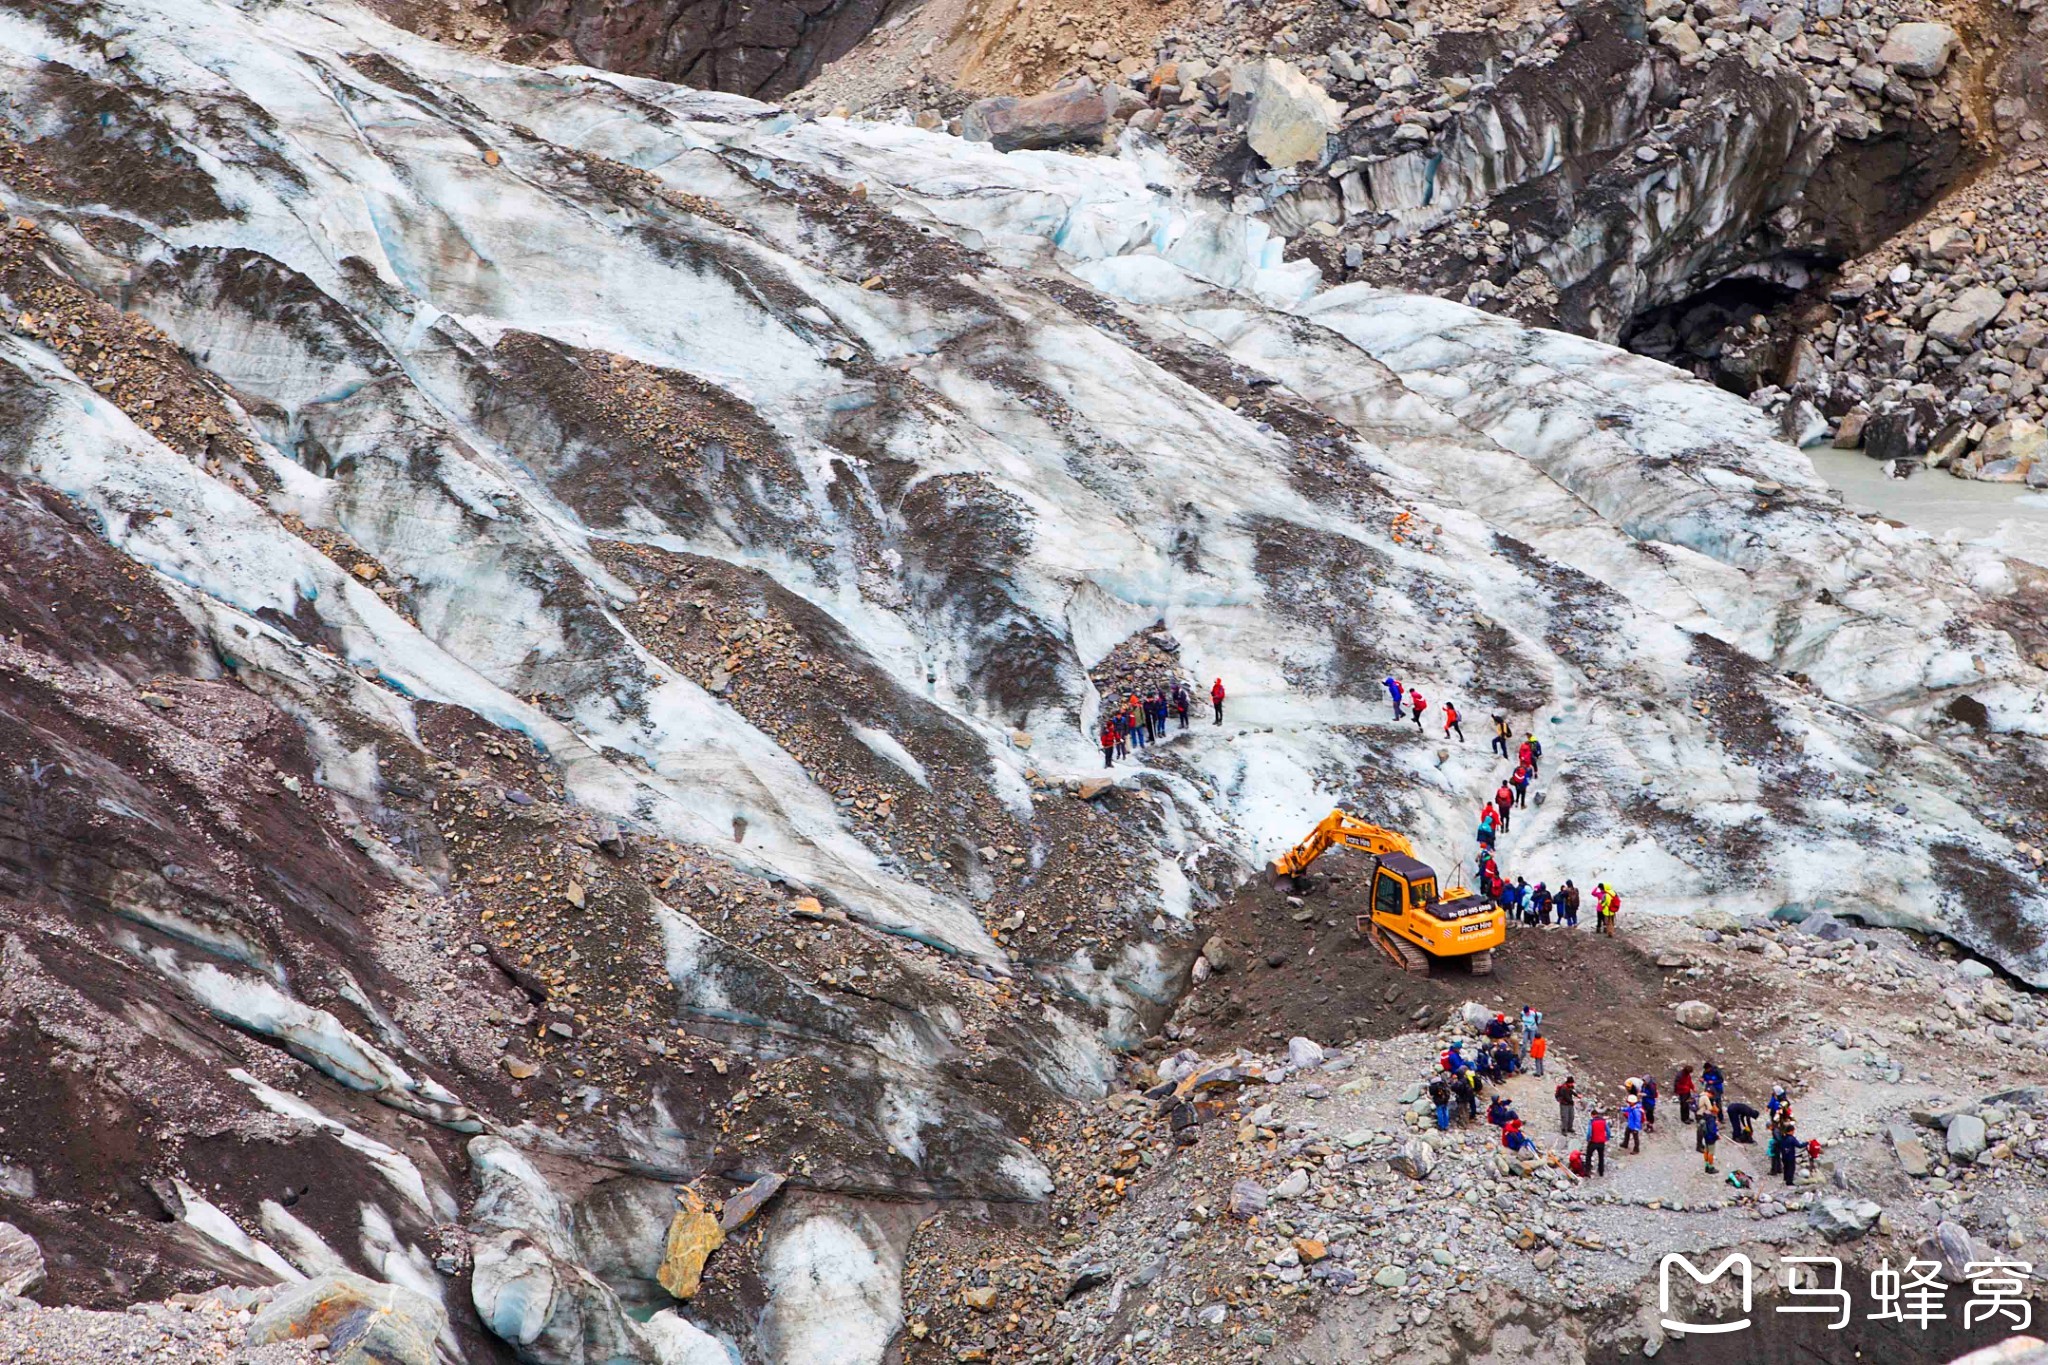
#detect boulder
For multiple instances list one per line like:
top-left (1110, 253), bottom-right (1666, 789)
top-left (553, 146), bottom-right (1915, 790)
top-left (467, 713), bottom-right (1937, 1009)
top-left (1932, 1220), bottom-right (1976, 1283)
top-left (1075, 777), bottom-right (1114, 801)
top-left (1875, 22), bottom-right (1959, 78)
top-left (1779, 398), bottom-right (1827, 448)
top-left (961, 85), bottom-right (1110, 152)
top-left (1927, 286), bottom-right (2007, 348)
top-left (1832, 410), bottom-right (1869, 449)
top-left (1659, 21), bottom-right (1703, 55)
top-left (0, 1223), bottom-right (42, 1299)
top-left (1228, 1179), bottom-right (1269, 1219)
top-left (1673, 1000), bottom-right (1719, 1030)
top-left (1389, 1138), bottom-right (1436, 1180)
top-left (1271, 1168), bottom-right (1311, 1200)
top-left (1287, 1037), bottom-right (1326, 1069)
top-left (1797, 912), bottom-right (1851, 941)
top-left (656, 1189), bottom-right (726, 1299)
top-left (1888, 1122), bottom-right (1932, 1177)
top-left (1236, 58), bottom-right (1340, 168)
top-left (1864, 398), bottom-right (1943, 464)
top-left (246, 1272), bottom-right (445, 1365)
top-left (1946, 1112), bottom-right (1989, 1165)
top-left (1974, 419), bottom-right (2047, 471)
top-left (717, 1173), bottom-right (786, 1232)
top-left (1201, 935), bottom-right (1238, 973)
top-left (1927, 225), bottom-right (1973, 260)
top-left (1810, 1197), bottom-right (1881, 1244)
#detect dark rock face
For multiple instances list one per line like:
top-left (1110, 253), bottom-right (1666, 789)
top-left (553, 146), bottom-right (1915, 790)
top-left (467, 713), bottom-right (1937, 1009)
top-left (503, 0), bottom-right (891, 97)
top-left (1340, 1), bottom-right (1974, 346)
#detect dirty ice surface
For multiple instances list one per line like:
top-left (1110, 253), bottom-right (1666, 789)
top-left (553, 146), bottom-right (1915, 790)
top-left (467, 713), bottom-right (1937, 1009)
top-left (2, 0), bottom-right (2045, 997)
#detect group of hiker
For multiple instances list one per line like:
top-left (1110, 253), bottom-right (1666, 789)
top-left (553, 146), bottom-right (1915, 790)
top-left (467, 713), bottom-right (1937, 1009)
top-left (1484, 875), bottom-right (1624, 936)
top-left (1432, 1023), bottom-right (1820, 1187)
top-left (1426, 1008), bottom-right (1550, 1155)
top-left (1099, 678), bottom-right (1228, 767)
top-left (1556, 1059), bottom-right (1818, 1184)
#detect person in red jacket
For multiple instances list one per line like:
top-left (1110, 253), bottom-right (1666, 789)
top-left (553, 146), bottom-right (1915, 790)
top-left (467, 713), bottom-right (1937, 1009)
top-left (1494, 782), bottom-right (1514, 833)
top-left (1443, 701), bottom-right (1464, 742)
top-left (1210, 677), bottom-right (1225, 725)
top-left (1674, 1064), bottom-right (1697, 1124)
top-left (1410, 690), bottom-right (1428, 731)
top-left (1100, 724), bottom-right (1116, 769)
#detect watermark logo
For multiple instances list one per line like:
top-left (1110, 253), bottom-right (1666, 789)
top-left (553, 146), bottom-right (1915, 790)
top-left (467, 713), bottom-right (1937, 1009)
top-left (1659, 1252), bottom-right (1753, 1335)
top-left (1650, 1255), bottom-right (2036, 1335)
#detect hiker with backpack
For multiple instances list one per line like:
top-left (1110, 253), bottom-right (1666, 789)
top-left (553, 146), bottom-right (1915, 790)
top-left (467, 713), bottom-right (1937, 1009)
top-left (1700, 1108), bottom-right (1721, 1173)
top-left (1585, 1109), bottom-right (1610, 1176)
top-left (1622, 1096), bottom-right (1645, 1153)
top-left (1451, 1070), bottom-right (1477, 1123)
top-left (1556, 1075), bottom-right (1576, 1134)
top-left (1774, 1125), bottom-right (1801, 1187)
top-left (1491, 714), bottom-right (1511, 758)
top-left (1443, 701), bottom-right (1464, 741)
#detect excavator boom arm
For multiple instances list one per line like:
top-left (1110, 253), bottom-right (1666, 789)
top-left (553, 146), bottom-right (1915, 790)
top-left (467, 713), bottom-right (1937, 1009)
top-left (1271, 810), bottom-right (1416, 880)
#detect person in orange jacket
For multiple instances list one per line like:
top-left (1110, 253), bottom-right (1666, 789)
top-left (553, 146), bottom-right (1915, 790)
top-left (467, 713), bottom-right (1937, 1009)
top-left (1443, 701), bottom-right (1464, 741)
top-left (1210, 677), bottom-right (1225, 725)
top-left (1529, 1032), bottom-right (1548, 1077)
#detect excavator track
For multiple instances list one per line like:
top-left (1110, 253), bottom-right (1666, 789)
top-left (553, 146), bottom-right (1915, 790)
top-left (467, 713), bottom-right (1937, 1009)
top-left (1467, 949), bottom-right (1494, 976)
top-left (1369, 922), bottom-right (1431, 975)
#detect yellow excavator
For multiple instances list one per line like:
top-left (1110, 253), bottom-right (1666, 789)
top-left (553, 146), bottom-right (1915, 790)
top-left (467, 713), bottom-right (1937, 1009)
top-left (1270, 810), bottom-right (1504, 975)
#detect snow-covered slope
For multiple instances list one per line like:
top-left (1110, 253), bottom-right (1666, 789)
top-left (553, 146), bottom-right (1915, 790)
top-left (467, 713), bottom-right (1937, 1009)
top-left (2, 0), bottom-right (2046, 1357)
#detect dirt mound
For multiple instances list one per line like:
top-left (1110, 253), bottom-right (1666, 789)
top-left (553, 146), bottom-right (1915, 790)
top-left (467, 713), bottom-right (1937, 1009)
top-left (1176, 856), bottom-right (1767, 1097)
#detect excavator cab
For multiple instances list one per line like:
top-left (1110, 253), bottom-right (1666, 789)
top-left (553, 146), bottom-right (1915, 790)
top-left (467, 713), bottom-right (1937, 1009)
top-left (1371, 859), bottom-right (1436, 921)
